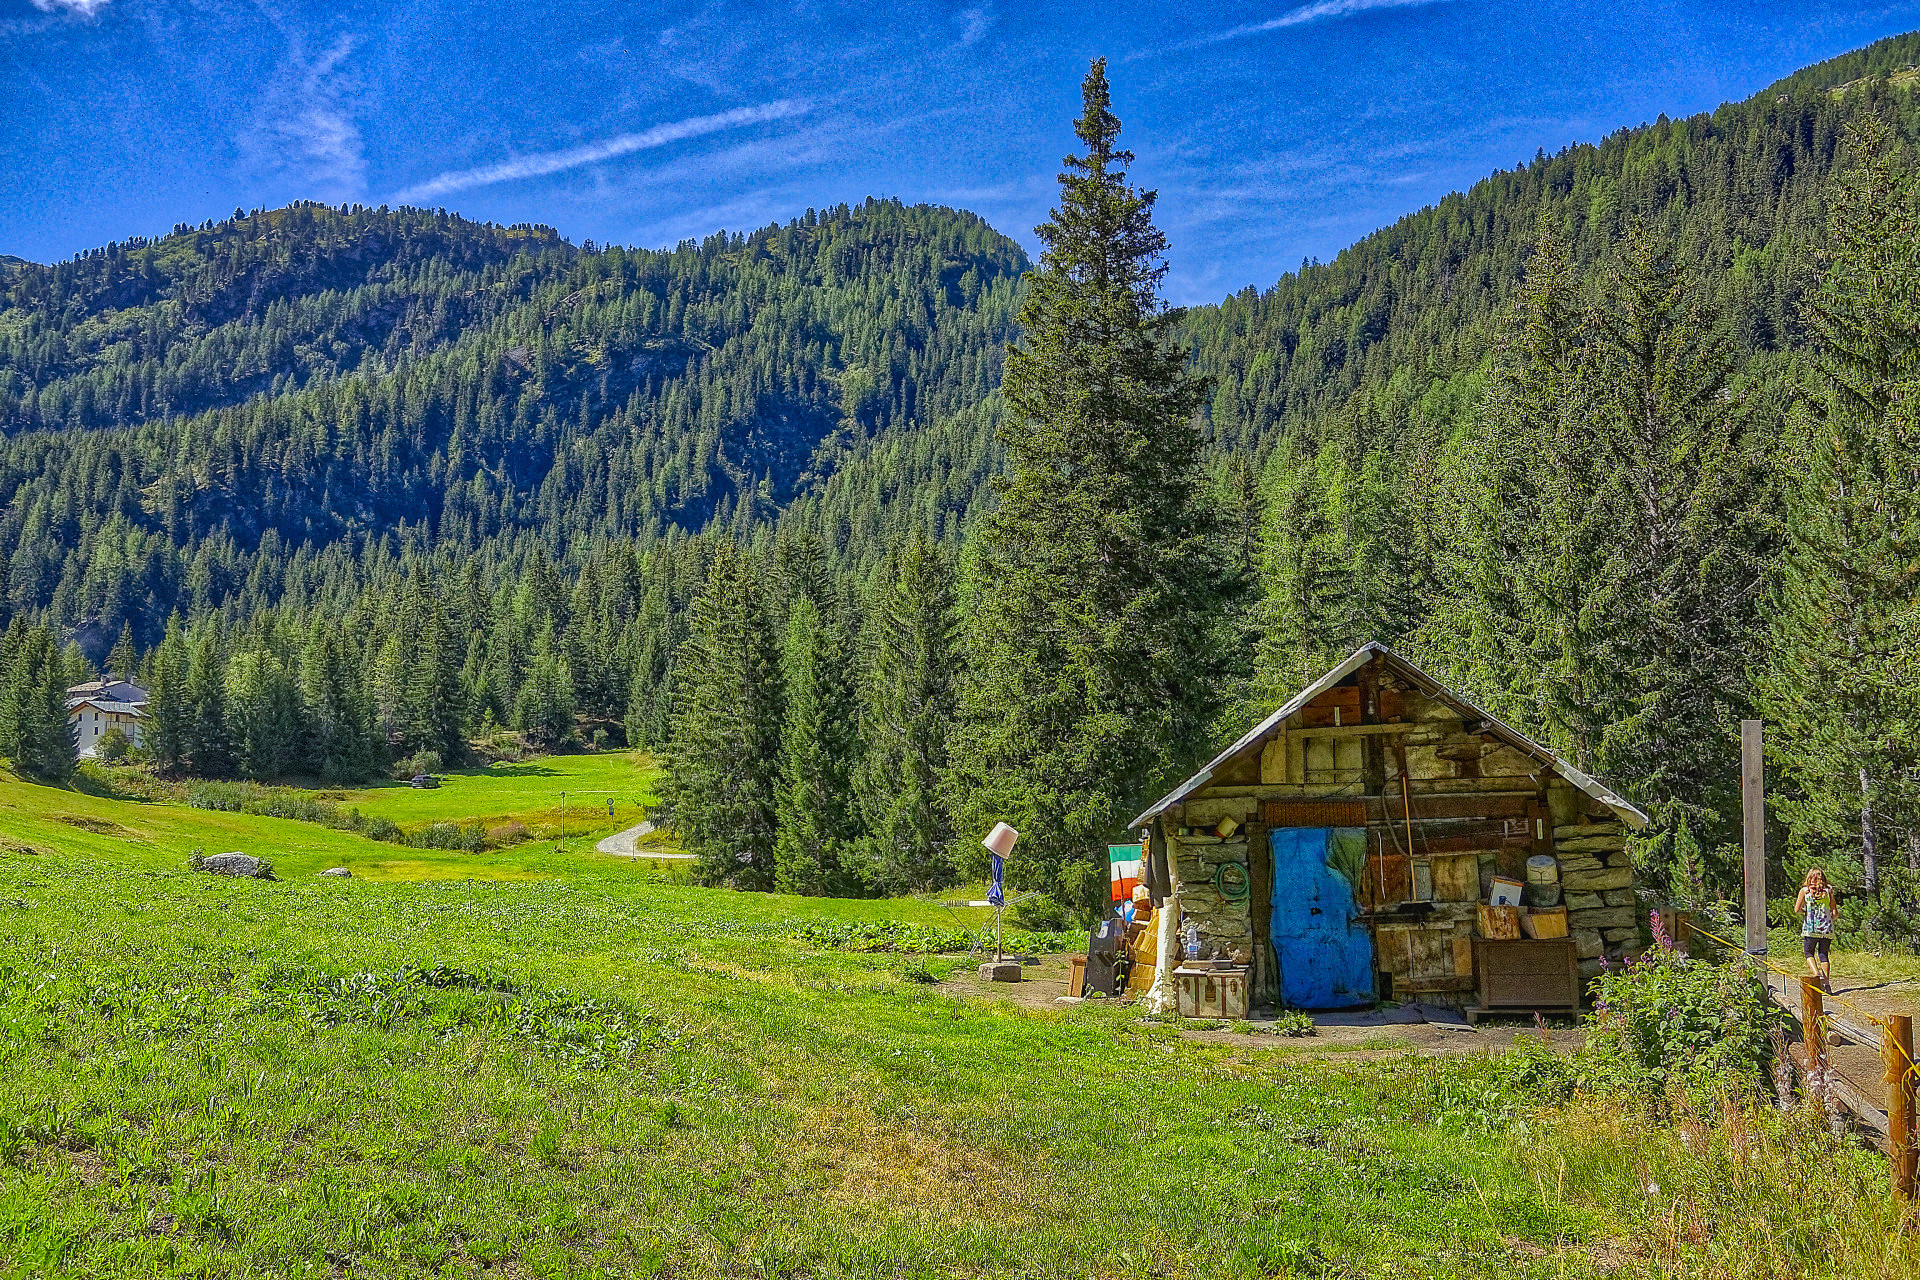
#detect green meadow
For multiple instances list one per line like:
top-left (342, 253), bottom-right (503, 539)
top-left (0, 766), bottom-right (1910, 1279)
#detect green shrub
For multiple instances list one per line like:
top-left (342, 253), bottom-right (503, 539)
top-left (1578, 941), bottom-right (1787, 1101)
top-left (95, 727), bottom-right (131, 763)
top-left (1009, 893), bottom-right (1068, 931)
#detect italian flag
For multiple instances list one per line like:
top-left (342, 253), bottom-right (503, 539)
top-left (1108, 842), bottom-right (1143, 902)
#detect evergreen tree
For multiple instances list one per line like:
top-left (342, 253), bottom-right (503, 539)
top-left (107, 623), bottom-right (137, 684)
top-left (774, 593), bottom-right (864, 895)
top-left (3, 625), bottom-right (73, 780)
top-left (663, 544), bottom-right (783, 889)
top-left (300, 626), bottom-right (381, 781)
top-left (1760, 111), bottom-right (1920, 899)
top-left (859, 535), bottom-right (961, 893)
top-left (143, 618), bottom-right (192, 774)
top-left (226, 647), bottom-right (301, 780)
top-left (183, 628), bottom-right (234, 777)
top-left (951, 61), bottom-right (1240, 906)
top-left (513, 643), bottom-right (577, 748)
top-left (404, 600), bottom-right (469, 763)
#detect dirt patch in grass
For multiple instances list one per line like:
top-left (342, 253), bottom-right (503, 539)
top-left (790, 1103), bottom-right (1035, 1225)
top-left (50, 813), bottom-right (133, 836)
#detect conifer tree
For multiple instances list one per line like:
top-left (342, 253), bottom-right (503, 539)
top-left (1253, 441), bottom-right (1347, 706)
top-left (3, 625), bottom-right (73, 780)
top-left (514, 642), bottom-right (577, 747)
top-left (952, 60), bottom-right (1239, 906)
top-left (183, 628), bottom-right (234, 777)
top-left (226, 647), bottom-right (301, 780)
top-left (663, 544), bottom-right (783, 889)
top-left (144, 619), bottom-right (192, 774)
top-left (107, 623), bottom-right (137, 684)
top-left (860, 535), bottom-right (961, 892)
top-left (301, 626), bottom-right (380, 781)
top-left (774, 592), bottom-right (864, 895)
top-left (404, 600), bottom-right (469, 763)
top-left (1760, 111), bottom-right (1920, 899)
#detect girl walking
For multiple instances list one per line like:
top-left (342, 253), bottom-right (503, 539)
top-left (1795, 867), bottom-right (1838, 993)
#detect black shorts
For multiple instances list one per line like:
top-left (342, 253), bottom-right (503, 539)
top-left (1804, 936), bottom-right (1831, 961)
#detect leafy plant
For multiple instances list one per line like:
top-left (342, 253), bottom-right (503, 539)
top-left (1578, 935), bottom-right (1787, 1102)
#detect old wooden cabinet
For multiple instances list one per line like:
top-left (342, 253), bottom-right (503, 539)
top-left (1469, 937), bottom-right (1582, 1020)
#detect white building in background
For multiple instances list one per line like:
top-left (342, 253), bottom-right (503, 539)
top-left (66, 678), bottom-right (149, 759)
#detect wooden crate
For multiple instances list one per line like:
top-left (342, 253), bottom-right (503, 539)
top-left (1470, 938), bottom-right (1582, 1018)
top-left (1477, 904), bottom-right (1523, 939)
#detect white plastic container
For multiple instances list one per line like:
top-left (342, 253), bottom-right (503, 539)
top-left (1526, 854), bottom-right (1560, 885)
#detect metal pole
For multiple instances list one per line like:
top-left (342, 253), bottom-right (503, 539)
top-left (1742, 720), bottom-right (1767, 954)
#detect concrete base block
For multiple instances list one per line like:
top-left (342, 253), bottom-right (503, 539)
top-left (979, 961), bottom-right (1022, 983)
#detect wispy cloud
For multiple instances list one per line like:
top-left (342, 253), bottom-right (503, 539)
top-left (958, 4), bottom-right (995, 47)
top-left (30, 0), bottom-right (112, 15)
top-left (247, 34), bottom-right (365, 201)
top-left (393, 101), bottom-right (809, 204)
top-left (1130, 0), bottom-right (1452, 58)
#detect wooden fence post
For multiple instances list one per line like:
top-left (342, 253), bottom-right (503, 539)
top-left (1804, 978), bottom-right (1827, 1094)
top-left (1743, 720), bottom-right (1767, 955)
top-left (1887, 1014), bottom-right (1917, 1201)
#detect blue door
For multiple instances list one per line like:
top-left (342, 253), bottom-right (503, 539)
top-left (1270, 827), bottom-right (1375, 1009)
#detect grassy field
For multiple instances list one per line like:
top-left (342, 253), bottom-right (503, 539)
top-left (326, 752), bottom-right (658, 833)
top-left (0, 769), bottom-right (1912, 1278)
top-left (0, 755), bottom-right (677, 884)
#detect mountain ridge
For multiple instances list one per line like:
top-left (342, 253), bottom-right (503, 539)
top-left (1, 33), bottom-right (1918, 653)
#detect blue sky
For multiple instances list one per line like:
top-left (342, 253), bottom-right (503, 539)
top-left (5, 0), bottom-right (1920, 303)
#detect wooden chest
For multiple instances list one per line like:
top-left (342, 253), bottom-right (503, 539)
top-left (1471, 938), bottom-right (1582, 1017)
top-left (1174, 965), bottom-right (1250, 1019)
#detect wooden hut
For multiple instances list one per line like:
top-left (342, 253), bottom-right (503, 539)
top-left (1129, 643), bottom-right (1649, 1013)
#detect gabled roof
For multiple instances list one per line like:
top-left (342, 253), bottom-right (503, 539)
top-left (65, 678), bottom-right (148, 706)
top-left (1127, 642), bottom-right (1650, 830)
top-left (67, 697), bottom-right (147, 718)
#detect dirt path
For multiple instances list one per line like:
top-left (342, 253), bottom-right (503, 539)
top-left (594, 821), bottom-right (695, 859)
top-left (1769, 969), bottom-right (1909, 1135)
top-left (937, 953), bottom-right (1576, 1058)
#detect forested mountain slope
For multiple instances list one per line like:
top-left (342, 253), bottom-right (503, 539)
top-left (3, 38), bottom-right (1916, 655)
top-left (3, 33), bottom-right (1920, 907)
top-left (0, 200), bottom-right (1023, 644)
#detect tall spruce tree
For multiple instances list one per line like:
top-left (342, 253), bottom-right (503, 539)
top-left (952, 60), bottom-right (1239, 906)
top-left (144, 618), bottom-right (191, 774)
top-left (107, 623), bottom-right (137, 684)
top-left (1436, 226), bottom-right (1769, 879)
top-left (662, 544), bottom-right (783, 889)
top-left (301, 626), bottom-right (381, 781)
top-left (773, 592), bottom-right (864, 896)
top-left (1760, 111), bottom-right (1920, 901)
top-left (226, 647), bottom-right (301, 780)
top-left (3, 625), bottom-right (73, 780)
top-left (860, 534), bottom-right (962, 893)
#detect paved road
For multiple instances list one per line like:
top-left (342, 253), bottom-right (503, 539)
top-left (594, 821), bottom-right (696, 859)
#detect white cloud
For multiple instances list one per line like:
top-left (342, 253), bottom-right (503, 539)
top-left (958, 5), bottom-right (995, 47)
top-left (392, 101), bottom-right (809, 204)
top-left (1132, 0), bottom-right (1453, 58)
top-left (30, 0), bottom-right (112, 15)
top-left (249, 34), bottom-right (366, 200)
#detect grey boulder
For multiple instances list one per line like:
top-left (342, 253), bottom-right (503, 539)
top-left (319, 867), bottom-right (352, 878)
top-left (197, 852), bottom-right (275, 880)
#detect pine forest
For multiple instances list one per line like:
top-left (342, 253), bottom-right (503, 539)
top-left (6, 32), bottom-right (1920, 928)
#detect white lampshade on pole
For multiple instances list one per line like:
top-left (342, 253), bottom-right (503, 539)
top-left (983, 822), bottom-right (1019, 857)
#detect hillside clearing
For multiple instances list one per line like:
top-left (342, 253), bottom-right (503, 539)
top-left (0, 774), bottom-right (1912, 1276)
